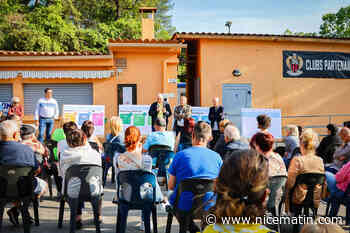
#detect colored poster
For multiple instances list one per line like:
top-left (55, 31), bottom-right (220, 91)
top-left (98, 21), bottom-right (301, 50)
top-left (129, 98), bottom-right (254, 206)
top-left (78, 113), bottom-right (90, 125)
top-left (119, 105), bottom-right (152, 135)
top-left (63, 105), bottom-right (105, 135)
top-left (192, 107), bottom-right (210, 123)
top-left (134, 113), bottom-right (146, 126)
top-left (63, 112), bottom-right (77, 122)
top-left (241, 108), bottom-right (282, 139)
top-left (120, 113), bottom-right (132, 124)
top-left (0, 102), bottom-right (11, 115)
top-left (92, 113), bottom-right (104, 126)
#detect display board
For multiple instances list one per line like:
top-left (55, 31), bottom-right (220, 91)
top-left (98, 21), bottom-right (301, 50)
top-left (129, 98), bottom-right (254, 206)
top-left (191, 107), bottom-right (210, 123)
top-left (0, 102), bottom-right (11, 115)
top-left (119, 105), bottom-right (152, 135)
top-left (241, 108), bottom-right (282, 139)
top-left (63, 105), bottom-right (105, 135)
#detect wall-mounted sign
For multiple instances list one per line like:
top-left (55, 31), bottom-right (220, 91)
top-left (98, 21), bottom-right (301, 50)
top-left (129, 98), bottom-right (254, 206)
top-left (168, 78), bottom-right (177, 83)
top-left (283, 51), bottom-right (350, 79)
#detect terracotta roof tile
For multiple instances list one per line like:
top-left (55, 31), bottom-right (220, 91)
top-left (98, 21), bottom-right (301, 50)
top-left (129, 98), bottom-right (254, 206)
top-left (108, 38), bottom-right (180, 44)
top-left (0, 50), bottom-right (105, 56)
top-left (172, 32), bottom-right (350, 41)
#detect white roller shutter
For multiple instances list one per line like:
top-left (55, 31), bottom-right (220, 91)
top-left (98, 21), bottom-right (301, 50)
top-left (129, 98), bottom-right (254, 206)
top-left (0, 84), bottom-right (13, 103)
top-left (23, 84), bottom-right (93, 115)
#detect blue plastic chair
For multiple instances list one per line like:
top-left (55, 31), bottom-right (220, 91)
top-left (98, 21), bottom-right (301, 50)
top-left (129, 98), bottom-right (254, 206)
top-left (58, 164), bottom-right (103, 233)
top-left (149, 145), bottom-right (174, 190)
top-left (103, 141), bottom-right (125, 186)
top-left (113, 170), bottom-right (158, 233)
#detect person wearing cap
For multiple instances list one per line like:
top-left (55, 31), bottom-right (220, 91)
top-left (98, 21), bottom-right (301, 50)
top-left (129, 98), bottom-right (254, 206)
top-left (34, 88), bottom-right (59, 143)
top-left (20, 124), bottom-right (49, 161)
top-left (7, 97), bottom-right (23, 119)
top-left (143, 118), bottom-right (176, 153)
top-left (148, 94), bottom-right (172, 131)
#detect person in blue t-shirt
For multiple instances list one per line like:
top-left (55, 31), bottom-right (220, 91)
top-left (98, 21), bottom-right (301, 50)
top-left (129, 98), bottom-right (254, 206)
top-left (143, 118), bottom-right (175, 152)
top-left (168, 121), bottom-right (223, 233)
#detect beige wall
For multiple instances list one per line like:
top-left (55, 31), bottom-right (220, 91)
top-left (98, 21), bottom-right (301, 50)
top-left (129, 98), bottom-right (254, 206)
top-left (198, 38), bottom-right (350, 130)
top-left (112, 49), bottom-right (179, 109)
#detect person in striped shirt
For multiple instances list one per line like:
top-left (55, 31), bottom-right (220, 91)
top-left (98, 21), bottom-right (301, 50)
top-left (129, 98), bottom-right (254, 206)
top-left (34, 88), bottom-right (59, 143)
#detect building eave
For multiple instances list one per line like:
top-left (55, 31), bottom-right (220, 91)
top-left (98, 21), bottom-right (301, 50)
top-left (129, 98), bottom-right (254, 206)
top-left (172, 32), bottom-right (350, 44)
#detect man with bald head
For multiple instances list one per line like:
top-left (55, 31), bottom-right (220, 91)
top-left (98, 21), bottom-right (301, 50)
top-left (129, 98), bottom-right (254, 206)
top-left (208, 97), bottom-right (224, 148)
top-left (326, 127), bottom-right (350, 174)
top-left (149, 94), bottom-right (172, 131)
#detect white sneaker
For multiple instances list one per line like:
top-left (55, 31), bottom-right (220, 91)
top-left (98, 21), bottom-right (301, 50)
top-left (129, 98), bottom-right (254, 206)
top-left (138, 221), bottom-right (145, 231)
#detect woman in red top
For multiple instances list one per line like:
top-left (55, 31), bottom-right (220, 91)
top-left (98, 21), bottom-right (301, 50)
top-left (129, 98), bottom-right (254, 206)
top-left (7, 97), bottom-right (24, 119)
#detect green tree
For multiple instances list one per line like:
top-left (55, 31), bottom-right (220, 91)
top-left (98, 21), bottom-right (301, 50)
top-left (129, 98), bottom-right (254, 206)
top-left (320, 6), bottom-right (350, 37)
top-left (283, 29), bottom-right (318, 37)
top-left (0, 0), bottom-right (176, 52)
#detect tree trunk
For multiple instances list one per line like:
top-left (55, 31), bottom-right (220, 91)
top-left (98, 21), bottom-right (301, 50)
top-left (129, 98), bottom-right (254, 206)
top-left (115, 0), bottom-right (120, 20)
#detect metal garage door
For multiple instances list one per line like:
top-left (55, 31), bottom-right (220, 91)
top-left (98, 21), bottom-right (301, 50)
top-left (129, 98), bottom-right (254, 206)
top-left (0, 84), bottom-right (13, 103)
top-left (23, 84), bottom-right (93, 115)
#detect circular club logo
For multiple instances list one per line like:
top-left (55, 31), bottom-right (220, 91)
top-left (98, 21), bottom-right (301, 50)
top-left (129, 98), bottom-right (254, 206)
top-left (286, 53), bottom-right (304, 76)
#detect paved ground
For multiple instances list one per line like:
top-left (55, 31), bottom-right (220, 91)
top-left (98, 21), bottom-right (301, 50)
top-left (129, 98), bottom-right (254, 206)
top-left (1, 181), bottom-right (180, 233)
top-left (1, 178), bottom-right (348, 233)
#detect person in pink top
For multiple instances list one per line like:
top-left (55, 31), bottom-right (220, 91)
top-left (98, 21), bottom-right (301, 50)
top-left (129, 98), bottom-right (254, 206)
top-left (325, 159), bottom-right (350, 216)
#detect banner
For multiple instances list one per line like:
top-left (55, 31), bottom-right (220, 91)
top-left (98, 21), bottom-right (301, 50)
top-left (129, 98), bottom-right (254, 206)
top-left (191, 107), bottom-right (210, 123)
top-left (283, 51), bottom-right (350, 79)
top-left (0, 102), bottom-right (11, 115)
top-left (119, 105), bottom-right (152, 135)
top-left (63, 105), bottom-right (105, 135)
top-left (241, 108), bottom-right (282, 139)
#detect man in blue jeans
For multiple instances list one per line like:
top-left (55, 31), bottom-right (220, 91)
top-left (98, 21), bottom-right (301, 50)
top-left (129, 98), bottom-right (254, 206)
top-left (34, 88), bottom-right (59, 143)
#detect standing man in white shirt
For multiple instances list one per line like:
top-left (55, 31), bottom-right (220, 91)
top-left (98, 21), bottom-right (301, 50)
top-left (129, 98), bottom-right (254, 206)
top-left (35, 88), bottom-right (59, 143)
top-left (208, 97), bottom-right (224, 149)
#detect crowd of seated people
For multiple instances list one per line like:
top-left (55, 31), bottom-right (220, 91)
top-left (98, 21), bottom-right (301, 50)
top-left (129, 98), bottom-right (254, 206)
top-left (2, 112), bottom-right (350, 233)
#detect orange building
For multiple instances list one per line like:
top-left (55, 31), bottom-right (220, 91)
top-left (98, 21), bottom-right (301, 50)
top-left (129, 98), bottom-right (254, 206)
top-left (0, 8), bottom-right (185, 134)
top-left (172, 32), bottom-right (350, 132)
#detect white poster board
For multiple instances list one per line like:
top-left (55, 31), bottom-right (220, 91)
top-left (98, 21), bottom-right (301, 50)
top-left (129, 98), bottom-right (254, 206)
top-left (192, 107), bottom-right (210, 123)
top-left (241, 108), bottom-right (282, 139)
top-left (63, 105), bottom-right (105, 135)
top-left (119, 105), bottom-right (152, 135)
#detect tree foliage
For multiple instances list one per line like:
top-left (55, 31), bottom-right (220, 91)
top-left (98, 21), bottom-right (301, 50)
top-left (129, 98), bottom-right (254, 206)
top-left (0, 0), bottom-right (176, 53)
top-left (283, 29), bottom-right (318, 37)
top-left (320, 6), bottom-right (350, 37)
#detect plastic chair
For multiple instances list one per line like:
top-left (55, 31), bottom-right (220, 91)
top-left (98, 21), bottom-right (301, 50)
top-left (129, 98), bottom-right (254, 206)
top-left (0, 165), bottom-right (39, 233)
top-left (268, 175), bottom-right (287, 216)
top-left (278, 173), bottom-right (325, 233)
top-left (325, 183), bottom-right (350, 225)
top-left (165, 178), bottom-right (214, 233)
top-left (103, 141), bottom-right (125, 186)
top-left (149, 145), bottom-right (174, 190)
top-left (43, 139), bottom-right (62, 198)
top-left (57, 164), bottom-right (103, 233)
top-left (113, 170), bottom-right (158, 233)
